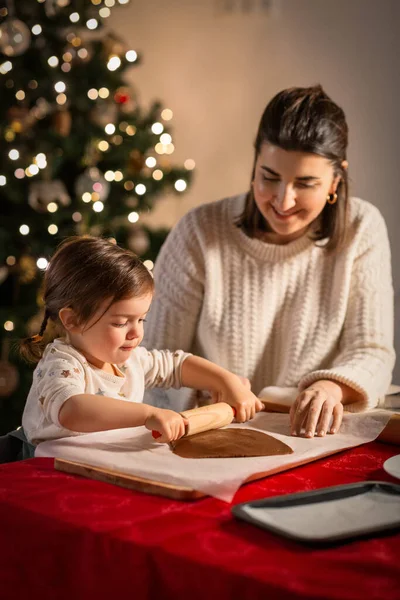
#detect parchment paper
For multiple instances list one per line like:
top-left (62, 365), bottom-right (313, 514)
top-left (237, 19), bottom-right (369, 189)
top-left (35, 410), bottom-right (392, 502)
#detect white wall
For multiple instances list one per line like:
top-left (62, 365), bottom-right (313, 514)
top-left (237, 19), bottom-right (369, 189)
top-left (108, 0), bottom-right (400, 381)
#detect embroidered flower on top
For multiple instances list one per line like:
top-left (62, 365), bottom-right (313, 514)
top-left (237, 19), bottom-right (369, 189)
top-left (96, 388), bottom-right (105, 396)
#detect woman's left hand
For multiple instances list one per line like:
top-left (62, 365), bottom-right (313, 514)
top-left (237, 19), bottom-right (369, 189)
top-left (290, 380), bottom-right (344, 437)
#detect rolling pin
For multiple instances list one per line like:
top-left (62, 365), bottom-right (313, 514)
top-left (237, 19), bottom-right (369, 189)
top-left (152, 402), bottom-right (236, 440)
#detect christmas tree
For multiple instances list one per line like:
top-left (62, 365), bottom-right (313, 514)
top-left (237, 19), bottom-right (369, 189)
top-left (0, 0), bottom-right (194, 434)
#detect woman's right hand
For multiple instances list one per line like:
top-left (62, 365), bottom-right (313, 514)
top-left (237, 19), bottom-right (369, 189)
top-left (145, 408), bottom-right (188, 443)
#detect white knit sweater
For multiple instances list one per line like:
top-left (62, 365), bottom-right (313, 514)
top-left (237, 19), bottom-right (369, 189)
top-left (144, 194), bottom-right (395, 412)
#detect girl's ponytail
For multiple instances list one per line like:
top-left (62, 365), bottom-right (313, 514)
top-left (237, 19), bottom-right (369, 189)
top-left (19, 310), bottom-right (51, 364)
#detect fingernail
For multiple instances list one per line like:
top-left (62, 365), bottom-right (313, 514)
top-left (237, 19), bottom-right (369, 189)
top-left (306, 431), bottom-right (313, 437)
top-left (330, 428), bottom-right (336, 434)
top-left (318, 430), bottom-right (325, 437)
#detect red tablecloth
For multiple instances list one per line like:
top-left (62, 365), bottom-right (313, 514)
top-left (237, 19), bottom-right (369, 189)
top-left (0, 441), bottom-right (399, 600)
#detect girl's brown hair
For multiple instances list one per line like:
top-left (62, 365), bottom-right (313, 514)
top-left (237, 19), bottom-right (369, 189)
top-left (236, 85), bottom-right (349, 251)
top-left (20, 236), bottom-right (154, 363)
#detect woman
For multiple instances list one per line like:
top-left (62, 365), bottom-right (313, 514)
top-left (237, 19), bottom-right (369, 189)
top-left (143, 85), bottom-right (395, 438)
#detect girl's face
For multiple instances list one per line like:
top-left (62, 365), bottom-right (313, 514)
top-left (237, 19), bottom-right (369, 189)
top-left (65, 292), bottom-right (153, 372)
top-left (252, 143), bottom-right (342, 244)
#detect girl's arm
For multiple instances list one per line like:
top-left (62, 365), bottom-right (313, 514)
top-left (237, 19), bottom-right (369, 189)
top-left (58, 394), bottom-right (186, 441)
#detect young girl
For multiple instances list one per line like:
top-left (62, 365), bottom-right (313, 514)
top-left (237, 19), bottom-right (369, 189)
top-left (21, 236), bottom-right (263, 447)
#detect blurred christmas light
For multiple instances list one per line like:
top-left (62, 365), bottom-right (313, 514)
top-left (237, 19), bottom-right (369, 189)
top-left (14, 168), bottom-right (25, 179)
top-left (151, 122), bottom-right (163, 135)
top-left (124, 181), bottom-right (134, 190)
top-left (63, 52), bottom-right (73, 62)
top-left (99, 87), bottom-right (110, 98)
top-left (4, 321), bottom-right (14, 332)
top-left (105, 0), bottom-right (115, 6)
top-left (99, 8), bottom-right (111, 17)
top-left (118, 0), bottom-right (130, 4)
top-left (135, 184), bottom-right (146, 195)
top-left (107, 56), bottom-right (121, 71)
top-left (6, 256), bottom-right (16, 266)
top-left (36, 258), bottom-right (48, 270)
top-left (47, 202), bottom-right (58, 212)
top-left (27, 164), bottom-right (39, 176)
top-left (105, 123), bottom-right (115, 134)
top-left (69, 12), bottom-right (80, 23)
top-left (93, 201), bottom-right (104, 212)
top-left (78, 48), bottom-right (88, 59)
top-left (82, 192), bottom-right (91, 202)
top-left (165, 143), bottom-right (175, 155)
top-left (72, 212), bottom-right (82, 222)
top-left (125, 50), bottom-right (137, 62)
top-left (160, 133), bottom-right (172, 144)
top-left (114, 171), bottom-right (123, 181)
top-left (104, 171), bottom-right (115, 182)
top-left (111, 134), bottom-right (123, 145)
top-left (161, 108), bottom-right (173, 120)
top-left (88, 88), bottom-right (99, 100)
top-left (19, 225), bottom-right (29, 235)
top-left (155, 143), bottom-right (164, 155)
top-left (0, 61), bottom-right (12, 74)
top-left (184, 158), bottom-right (195, 170)
top-left (9, 149), bottom-right (19, 160)
top-left (28, 80), bottom-right (38, 89)
top-left (145, 157), bottom-right (156, 168)
top-left (48, 56), bottom-right (59, 67)
top-left (119, 121), bottom-right (128, 131)
top-left (152, 169), bottom-right (163, 181)
top-left (98, 141), bottom-right (109, 151)
top-left (143, 260), bottom-right (154, 271)
top-left (56, 93), bottom-right (67, 105)
top-left (48, 224), bottom-right (58, 235)
top-left (61, 63), bottom-right (71, 73)
top-left (175, 179), bottom-right (187, 192)
top-left (128, 211), bottom-right (139, 223)
top-left (126, 125), bottom-right (136, 136)
top-left (86, 19), bottom-right (98, 30)
top-left (15, 90), bottom-right (25, 100)
top-left (0, 175), bottom-right (6, 186)
top-left (32, 24), bottom-right (42, 35)
top-left (55, 81), bottom-right (66, 93)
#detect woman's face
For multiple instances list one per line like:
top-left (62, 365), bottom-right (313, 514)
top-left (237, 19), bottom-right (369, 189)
top-left (252, 142), bottom-right (342, 244)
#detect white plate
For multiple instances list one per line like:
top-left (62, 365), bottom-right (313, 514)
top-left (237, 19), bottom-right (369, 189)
top-left (383, 454), bottom-right (400, 480)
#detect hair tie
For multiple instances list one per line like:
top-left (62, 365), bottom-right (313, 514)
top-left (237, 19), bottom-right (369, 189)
top-left (29, 334), bottom-right (43, 343)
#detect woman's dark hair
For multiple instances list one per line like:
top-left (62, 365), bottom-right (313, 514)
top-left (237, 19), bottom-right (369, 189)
top-left (236, 85), bottom-right (349, 251)
top-left (20, 236), bottom-right (154, 363)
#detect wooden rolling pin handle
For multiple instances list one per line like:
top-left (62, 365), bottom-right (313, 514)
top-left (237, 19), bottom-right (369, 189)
top-left (152, 403), bottom-right (236, 439)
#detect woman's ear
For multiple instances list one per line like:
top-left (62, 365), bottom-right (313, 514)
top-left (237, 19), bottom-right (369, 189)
top-left (59, 307), bottom-right (81, 333)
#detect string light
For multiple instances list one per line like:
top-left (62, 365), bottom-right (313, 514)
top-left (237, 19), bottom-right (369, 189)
top-left (125, 50), bottom-right (137, 62)
top-left (93, 201), bottom-right (104, 212)
top-left (0, 176), bottom-right (6, 186)
top-left (99, 7), bottom-right (111, 17)
top-left (128, 212), bottom-right (139, 223)
top-left (47, 202), bottom-right (58, 213)
top-left (151, 122), bottom-right (163, 135)
top-left (135, 184), bottom-right (146, 195)
top-left (184, 159), bottom-right (195, 170)
top-left (56, 93), bottom-right (67, 105)
top-left (9, 149), bottom-right (19, 160)
top-left (88, 88), bottom-right (98, 100)
top-left (152, 169), bottom-right (163, 180)
top-left (69, 12), bottom-right (80, 23)
top-left (105, 0), bottom-right (115, 6)
top-left (61, 63), bottom-right (71, 73)
top-left (165, 143), bottom-right (175, 155)
top-left (155, 143), bottom-right (165, 155)
top-left (48, 224), bottom-right (58, 235)
top-left (72, 212), bottom-right (82, 222)
top-left (107, 56), bottom-right (121, 71)
top-left (0, 61), bottom-right (12, 74)
top-left (111, 134), bottom-right (123, 145)
top-left (105, 123), bottom-right (115, 135)
top-left (27, 164), bottom-right (39, 176)
top-left (175, 179), bottom-right (187, 192)
top-left (35, 153), bottom-right (47, 169)
top-left (86, 19), bottom-right (99, 30)
top-left (4, 321), bottom-right (14, 332)
top-left (160, 133), bottom-right (172, 144)
top-left (82, 193), bottom-right (91, 202)
top-left (6, 256), bottom-right (16, 266)
top-left (124, 181), bottom-right (134, 191)
top-left (98, 87), bottom-right (110, 99)
top-left (55, 81), bottom-right (66, 93)
top-left (78, 48), bottom-right (88, 59)
top-left (48, 56), bottom-right (59, 67)
top-left (15, 90), bottom-right (25, 101)
top-left (145, 157), bottom-right (156, 168)
top-left (36, 258), bottom-right (48, 270)
top-left (104, 171), bottom-right (115, 182)
top-left (125, 125), bottom-right (136, 136)
top-left (32, 24), bottom-right (42, 35)
top-left (98, 141), bottom-right (109, 151)
top-left (14, 168), bottom-right (25, 179)
top-left (114, 171), bottom-right (123, 182)
top-left (19, 225), bottom-right (29, 235)
top-left (161, 108), bottom-right (173, 120)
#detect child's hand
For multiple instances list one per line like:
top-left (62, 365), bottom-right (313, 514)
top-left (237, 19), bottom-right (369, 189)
top-left (216, 378), bottom-right (264, 423)
top-left (145, 408), bottom-right (188, 443)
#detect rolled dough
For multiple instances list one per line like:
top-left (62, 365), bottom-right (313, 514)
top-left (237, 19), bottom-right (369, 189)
top-left (171, 428), bottom-right (293, 459)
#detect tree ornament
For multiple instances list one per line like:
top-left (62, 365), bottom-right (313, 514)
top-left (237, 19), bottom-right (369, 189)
top-left (0, 340), bottom-right (19, 398)
top-left (128, 228), bottom-right (150, 255)
top-left (0, 18), bottom-right (31, 56)
top-left (29, 180), bottom-right (71, 212)
top-left (75, 167), bottom-right (110, 203)
top-left (52, 110), bottom-right (72, 137)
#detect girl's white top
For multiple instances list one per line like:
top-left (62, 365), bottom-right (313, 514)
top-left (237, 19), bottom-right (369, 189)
top-left (143, 195), bottom-right (395, 412)
top-left (22, 338), bottom-right (189, 444)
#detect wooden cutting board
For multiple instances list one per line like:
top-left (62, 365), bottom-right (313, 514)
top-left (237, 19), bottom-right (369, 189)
top-left (54, 409), bottom-right (400, 501)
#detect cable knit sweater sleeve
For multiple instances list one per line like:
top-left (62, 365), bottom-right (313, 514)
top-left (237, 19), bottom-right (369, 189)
top-left (144, 207), bottom-right (205, 352)
top-left (298, 204), bottom-right (396, 411)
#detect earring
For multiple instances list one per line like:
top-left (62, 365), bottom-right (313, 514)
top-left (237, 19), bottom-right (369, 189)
top-left (326, 193), bottom-right (338, 205)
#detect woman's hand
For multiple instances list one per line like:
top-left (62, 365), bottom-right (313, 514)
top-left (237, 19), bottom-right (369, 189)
top-left (145, 408), bottom-right (188, 443)
top-left (290, 380), bottom-right (345, 437)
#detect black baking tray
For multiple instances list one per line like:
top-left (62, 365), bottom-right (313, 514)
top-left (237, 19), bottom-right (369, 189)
top-left (232, 481), bottom-right (400, 544)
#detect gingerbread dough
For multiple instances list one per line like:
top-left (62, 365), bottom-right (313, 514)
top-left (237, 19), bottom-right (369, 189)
top-left (171, 428), bottom-right (293, 459)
